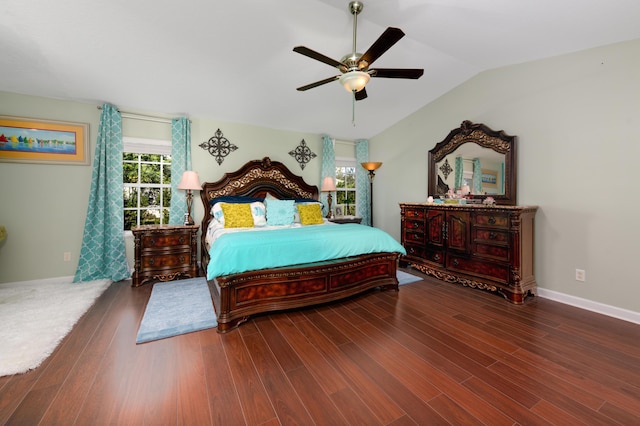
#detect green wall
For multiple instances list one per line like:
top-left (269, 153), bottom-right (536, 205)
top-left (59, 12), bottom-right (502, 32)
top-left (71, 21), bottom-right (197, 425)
top-left (0, 92), bottom-right (322, 282)
top-left (370, 39), bottom-right (640, 313)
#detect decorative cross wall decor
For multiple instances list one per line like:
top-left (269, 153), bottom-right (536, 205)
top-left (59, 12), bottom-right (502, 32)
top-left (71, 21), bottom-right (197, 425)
top-left (199, 128), bottom-right (238, 165)
top-left (289, 139), bottom-right (316, 170)
top-left (439, 158), bottom-right (453, 180)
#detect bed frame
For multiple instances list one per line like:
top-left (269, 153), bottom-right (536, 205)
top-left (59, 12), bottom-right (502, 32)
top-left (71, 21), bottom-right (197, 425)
top-left (200, 157), bottom-right (400, 332)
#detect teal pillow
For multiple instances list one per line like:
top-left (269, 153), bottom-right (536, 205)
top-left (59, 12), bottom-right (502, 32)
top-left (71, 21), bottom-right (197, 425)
top-left (266, 199), bottom-right (296, 226)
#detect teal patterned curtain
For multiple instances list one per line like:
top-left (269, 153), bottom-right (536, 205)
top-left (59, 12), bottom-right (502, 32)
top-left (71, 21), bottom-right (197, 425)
top-left (169, 117), bottom-right (192, 225)
top-left (74, 104), bottom-right (129, 283)
top-left (454, 156), bottom-right (463, 190)
top-left (472, 158), bottom-right (482, 194)
top-left (355, 139), bottom-right (370, 226)
top-left (320, 135), bottom-right (335, 216)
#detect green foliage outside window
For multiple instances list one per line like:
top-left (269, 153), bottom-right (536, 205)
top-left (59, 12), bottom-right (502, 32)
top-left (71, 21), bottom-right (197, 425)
top-left (335, 166), bottom-right (356, 216)
top-left (123, 153), bottom-right (172, 230)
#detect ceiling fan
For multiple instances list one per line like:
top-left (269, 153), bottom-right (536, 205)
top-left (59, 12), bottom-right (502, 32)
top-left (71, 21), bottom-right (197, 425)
top-left (293, 1), bottom-right (424, 101)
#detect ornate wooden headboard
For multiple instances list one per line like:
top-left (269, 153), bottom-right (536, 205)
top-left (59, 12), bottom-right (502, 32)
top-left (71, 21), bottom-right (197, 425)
top-left (199, 157), bottom-right (319, 264)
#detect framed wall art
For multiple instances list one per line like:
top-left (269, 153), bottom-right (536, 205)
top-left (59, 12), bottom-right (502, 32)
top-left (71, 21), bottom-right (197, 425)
top-left (481, 169), bottom-right (498, 188)
top-left (0, 115), bottom-right (89, 165)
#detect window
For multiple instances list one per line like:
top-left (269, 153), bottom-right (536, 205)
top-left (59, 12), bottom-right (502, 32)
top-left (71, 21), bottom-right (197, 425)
top-left (335, 159), bottom-right (357, 216)
top-left (123, 138), bottom-right (172, 231)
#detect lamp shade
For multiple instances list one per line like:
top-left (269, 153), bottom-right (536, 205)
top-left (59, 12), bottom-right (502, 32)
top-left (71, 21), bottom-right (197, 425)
top-left (177, 171), bottom-right (201, 191)
top-left (321, 176), bottom-right (337, 192)
top-left (360, 162), bottom-right (383, 171)
top-left (339, 70), bottom-right (370, 93)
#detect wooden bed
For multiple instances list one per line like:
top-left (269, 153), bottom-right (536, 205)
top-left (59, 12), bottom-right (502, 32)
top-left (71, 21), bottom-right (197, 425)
top-left (200, 157), bottom-right (400, 332)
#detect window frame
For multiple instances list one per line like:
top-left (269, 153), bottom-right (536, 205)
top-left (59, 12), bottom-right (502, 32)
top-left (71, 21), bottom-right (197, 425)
top-left (122, 137), bottom-right (172, 233)
top-left (334, 157), bottom-right (357, 217)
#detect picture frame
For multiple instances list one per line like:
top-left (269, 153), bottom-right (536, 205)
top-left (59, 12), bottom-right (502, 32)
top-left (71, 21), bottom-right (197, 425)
top-left (481, 169), bottom-right (498, 188)
top-left (0, 115), bottom-right (89, 165)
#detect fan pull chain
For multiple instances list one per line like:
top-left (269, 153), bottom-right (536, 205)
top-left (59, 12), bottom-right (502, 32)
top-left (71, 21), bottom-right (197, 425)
top-left (352, 91), bottom-right (356, 126)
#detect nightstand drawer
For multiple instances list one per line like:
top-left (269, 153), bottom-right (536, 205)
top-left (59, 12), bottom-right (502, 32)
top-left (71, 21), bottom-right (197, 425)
top-left (141, 233), bottom-right (191, 248)
top-left (141, 252), bottom-right (191, 269)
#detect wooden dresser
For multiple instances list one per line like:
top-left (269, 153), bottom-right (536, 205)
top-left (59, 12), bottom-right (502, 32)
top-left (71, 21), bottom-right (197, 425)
top-left (399, 203), bottom-right (537, 303)
top-left (131, 224), bottom-right (200, 287)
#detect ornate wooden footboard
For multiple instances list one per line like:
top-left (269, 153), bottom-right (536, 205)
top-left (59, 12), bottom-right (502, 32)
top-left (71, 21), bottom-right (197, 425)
top-left (200, 157), bottom-right (400, 333)
top-left (212, 252), bottom-right (399, 332)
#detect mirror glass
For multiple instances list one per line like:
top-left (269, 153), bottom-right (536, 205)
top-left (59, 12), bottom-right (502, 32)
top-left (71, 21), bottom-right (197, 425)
top-left (428, 121), bottom-right (517, 205)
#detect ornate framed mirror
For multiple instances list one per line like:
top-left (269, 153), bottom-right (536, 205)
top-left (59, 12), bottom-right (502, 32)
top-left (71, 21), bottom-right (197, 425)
top-left (428, 120), bottom-right (517, 205)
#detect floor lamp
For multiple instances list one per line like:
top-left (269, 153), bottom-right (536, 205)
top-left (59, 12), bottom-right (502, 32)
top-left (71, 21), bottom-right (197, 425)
top-left (360, 162), bottom-right (382, 227)
top-left (321, 176), bottom-right (337, 219)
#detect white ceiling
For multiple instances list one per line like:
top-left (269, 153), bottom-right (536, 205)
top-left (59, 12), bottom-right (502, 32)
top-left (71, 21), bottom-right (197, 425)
top-left (2, 0), bottom-right (639, 140)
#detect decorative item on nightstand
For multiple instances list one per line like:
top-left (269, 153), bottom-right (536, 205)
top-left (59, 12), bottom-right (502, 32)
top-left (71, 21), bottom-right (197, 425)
top-left (360, 161), bottom-right (382, 227)
top-left (321, 176), bottom-right (337, 219)
top-left (177, 171), bottom-right (201, 225)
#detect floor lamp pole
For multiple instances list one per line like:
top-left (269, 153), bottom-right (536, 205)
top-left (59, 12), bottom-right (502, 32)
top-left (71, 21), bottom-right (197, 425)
top-left (360, 162), bottom-right (382, 227)
top-left (368, 175), bottom-right (374, 227)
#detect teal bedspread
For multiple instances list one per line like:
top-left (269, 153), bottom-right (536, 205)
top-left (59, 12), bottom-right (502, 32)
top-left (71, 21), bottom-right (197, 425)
top-left (207, 224), bottom-right (406, 280)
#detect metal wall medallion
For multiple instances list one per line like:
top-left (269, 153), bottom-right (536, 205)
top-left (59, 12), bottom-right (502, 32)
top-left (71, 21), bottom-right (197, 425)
top-left (288, 139), bottom-right (316, 170)
top-left (199, 128), bottom-right (238, 165)
top-left (439, 158), bottom-right (453, 180)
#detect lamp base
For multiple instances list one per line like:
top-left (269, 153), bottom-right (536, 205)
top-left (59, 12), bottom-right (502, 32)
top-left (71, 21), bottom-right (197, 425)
top-left (325, 193), bottom-right (334, 219)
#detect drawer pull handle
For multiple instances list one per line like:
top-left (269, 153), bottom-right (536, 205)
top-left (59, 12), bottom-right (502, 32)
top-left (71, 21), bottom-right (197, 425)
top-left (489, 232), bottom-right (497, 239)
top-left (452, 259), bottom-right (459, 267)
top-left (488, 216), bottom-right (496, 224)
top-left (148, 258), bottom-right (155, 265)
top-left (434, 254), bottom-right (440, 261)
top-left (413, 223), bottom-right (419, 229)
top-left (409, 247), bottom-right (415, 254)
top-left (179, 237), bottom-right (185, 244)
top-left (412, 211), bottom-right (419, 217)
top-left (149, 238), bottom-right (156, 245)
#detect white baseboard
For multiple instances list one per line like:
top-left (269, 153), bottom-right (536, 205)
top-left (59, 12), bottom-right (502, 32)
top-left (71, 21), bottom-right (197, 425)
top-left (537, 287), bottom-right (640, 325)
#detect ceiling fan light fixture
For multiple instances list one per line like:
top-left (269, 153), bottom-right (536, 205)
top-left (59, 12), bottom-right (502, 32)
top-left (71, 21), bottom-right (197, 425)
top-left (339, 70), bottom-right (370, 93)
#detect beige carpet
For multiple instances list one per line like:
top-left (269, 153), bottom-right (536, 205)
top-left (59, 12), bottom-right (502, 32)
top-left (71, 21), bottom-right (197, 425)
top-left (0, 277), bottom-right (111, 377)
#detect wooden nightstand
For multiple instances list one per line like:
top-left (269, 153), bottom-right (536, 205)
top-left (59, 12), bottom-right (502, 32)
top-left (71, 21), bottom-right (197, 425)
top-left (131, 224), bottom-right (200, 287)
top-left (329, 216), bottom-right (362, 224)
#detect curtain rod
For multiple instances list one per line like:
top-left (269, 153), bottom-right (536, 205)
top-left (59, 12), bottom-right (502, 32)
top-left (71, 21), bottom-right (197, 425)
top-left (96, 106), bottom-right (190, 124)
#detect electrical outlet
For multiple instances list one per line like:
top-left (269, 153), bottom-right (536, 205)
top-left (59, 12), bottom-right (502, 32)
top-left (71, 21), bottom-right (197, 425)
top-left (575, 269), bottom-right (586, 282)
top-left (64, 252), bottom-right (71, 262)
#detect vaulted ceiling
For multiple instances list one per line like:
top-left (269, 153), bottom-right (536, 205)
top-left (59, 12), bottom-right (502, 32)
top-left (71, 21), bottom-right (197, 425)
top-left (2, 0), bottom-right (639, 140)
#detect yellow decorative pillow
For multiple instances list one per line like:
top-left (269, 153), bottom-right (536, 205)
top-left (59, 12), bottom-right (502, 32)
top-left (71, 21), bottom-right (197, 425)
top-left (220, 203), bottom-right (254, 228)
top-left (297, 203), bottom-right (324, 225)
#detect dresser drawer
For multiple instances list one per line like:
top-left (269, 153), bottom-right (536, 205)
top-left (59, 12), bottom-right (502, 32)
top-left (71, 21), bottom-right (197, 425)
top-left (404, 230), bottom-right (425, 244)
top-left (404, 208), bottom-right (426, 220)
top-left (141, 232), bottom-right (191, 248)
top-left (447, 255), bottom-right (509, 284)
top-left (424, 247), bottom-right (445, 265)
top-left (404, 219), bottom-right (425, 232)
top-left (474, 244), bottom-right (510, 262)
top-left (474, 212), bottom-right (509, 228)
top-left (404, 243), bottom-right (426, 259)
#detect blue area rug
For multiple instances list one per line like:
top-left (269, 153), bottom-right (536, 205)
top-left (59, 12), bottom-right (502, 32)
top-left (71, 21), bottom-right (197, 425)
top-left (397, 270), bottom-right (422, 286)
top-left (136, 277), bottom-right (217, 344)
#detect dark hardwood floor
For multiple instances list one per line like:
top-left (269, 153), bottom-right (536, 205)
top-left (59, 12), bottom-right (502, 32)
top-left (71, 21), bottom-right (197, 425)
top-left (1, 268), bottom-right (639, 425)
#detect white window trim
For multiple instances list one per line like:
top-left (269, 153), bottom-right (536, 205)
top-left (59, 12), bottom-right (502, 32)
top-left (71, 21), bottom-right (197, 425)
top-left (123, 137), bottom-right (172, 235)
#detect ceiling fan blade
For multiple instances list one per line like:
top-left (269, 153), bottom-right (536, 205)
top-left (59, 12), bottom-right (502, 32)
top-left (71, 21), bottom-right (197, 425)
top-left (371, 68), bottom-right (424, 79)
top-left (296, 75), bottom-right (340, 91)
top-left (355, 88), bottom-right (368, 101)
top-left (358, 27), bottom-right (405, 68)
top-left (293, 46), bottom-right (347, 70)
